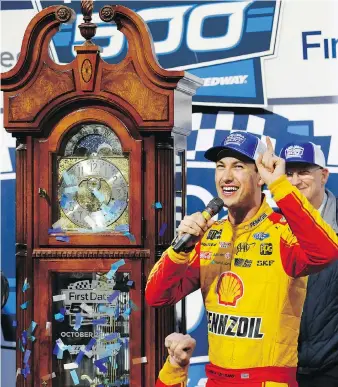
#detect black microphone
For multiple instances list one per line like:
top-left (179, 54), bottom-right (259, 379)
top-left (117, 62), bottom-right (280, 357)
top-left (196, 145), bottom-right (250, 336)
top-left (172, 197), bottom-right (224, 253)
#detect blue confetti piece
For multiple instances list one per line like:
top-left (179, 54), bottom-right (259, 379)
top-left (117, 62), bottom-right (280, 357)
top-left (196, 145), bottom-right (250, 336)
top-left (22, 331), bottom-right (27, 345)
top-left (22, 364), bottom-right (30, 379)
top-left (57, 349), bottom-right (64, 360)
top-left (93, 317), bottom-right (107, 325)
top-left (93, 189), bottom-right (105, 203)
top-left (20, 301), bottom-right (30, 310)
top-left (12, 320), bottom-right (17, 327)
top-left (159, 223), bottom-right (167, 237)
top-left (48, 226), bottom-right (63, 234)
top-left (22, 278), bottom-right (30, 292)
top-left (64, 186), bottom-right (78, 194)
top-left (56, 235), bottom-right (70, 242)
top-left (107, 290), bottom-right (120, 303)
top-left (74, 313), bottom-right (83, 331)
top-left (122, 307), bottom-right (132, 318)
top-left (130, 300), bottom-right (138, 311)
top-left (127, 280), bottom-right (134, 287)
top-left (152, 202), bottom-right (163, 209)
top-left (75, 350), bottom-right (85, 365)
top-left (60, 193), bottom-right (70, 209)
top-left (114, 224), bottom-right (129, 232)
top-left (29, 335), bottom-right (36, 342)
top-left (62, 171), bottom-right (74, 186)
top-left (94, 357), bottom-right (109, 373)
top-left (85, 338), bottom-right (96, 352)
top-left (106, 260), bottom-right (125, 279)
top-left (104, 332), bottom-right (119, 341)
top-left (53, 343), bottom-right (60, 355)
top-left (23, 349), bottom-right (31, 364)
top-left (28, 321), bottom-right (37, 334)
top-left (70, 370), bottom-right (80, 385)
top-left (124, 232), bottom-right (136, 243)
top-left (54, 313), bottom-right (64, 322)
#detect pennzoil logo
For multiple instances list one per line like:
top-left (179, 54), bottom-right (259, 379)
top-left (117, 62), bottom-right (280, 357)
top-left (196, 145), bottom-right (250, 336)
top-left (216, 271), bottom-right (244, 307)
top-left (206, 229), bottom-right (222, 240)
top-left (207, 311), bottom-right (264, 339)
top-left (249, 213), bottom-right (267, 228)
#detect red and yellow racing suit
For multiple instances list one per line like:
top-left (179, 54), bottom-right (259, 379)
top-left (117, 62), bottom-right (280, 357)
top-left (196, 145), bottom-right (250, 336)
top-left (147, 176), bottom-right (338, 387)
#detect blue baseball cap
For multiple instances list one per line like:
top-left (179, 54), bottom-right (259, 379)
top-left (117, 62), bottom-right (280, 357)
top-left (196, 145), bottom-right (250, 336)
top-left (204, 131), bottom-right (267, 162)
top-left (280, 142), bottom-right (326, 168)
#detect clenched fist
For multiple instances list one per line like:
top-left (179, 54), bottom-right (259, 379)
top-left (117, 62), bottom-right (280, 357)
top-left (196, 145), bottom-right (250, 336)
top-left (165, 333), bottom-right (196, 367)
top-left (177, 213), bottom-right (215, 249)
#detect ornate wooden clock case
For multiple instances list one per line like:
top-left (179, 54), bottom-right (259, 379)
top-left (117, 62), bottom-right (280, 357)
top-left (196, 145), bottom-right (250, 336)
top-left (1, 2), bottom-right (202, 386)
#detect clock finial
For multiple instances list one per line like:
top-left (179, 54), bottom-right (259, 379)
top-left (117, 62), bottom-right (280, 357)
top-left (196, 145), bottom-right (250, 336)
top-left (79, 0), bottom-right (97, 45)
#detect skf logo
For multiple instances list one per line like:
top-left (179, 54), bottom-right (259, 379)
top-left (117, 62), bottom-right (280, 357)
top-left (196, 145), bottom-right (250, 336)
top-left (207, 229), bottom-right (222, 240)
top-left (260, 243), bottom-right (273, 255)
top-left (236, 242), bottom-right (255, 253)
top-left (216, 272), bottom-right (244, 307)
top-left (201, 251), bottom-right (212, 260)
top-left (207, 311), bottom-right (264, 339)
top-left (234, 258), bottom-right (252, 268)
top-left (253, 232), bottom-right (270, 241)
top-left (257, 260), bottom-right (275, 267)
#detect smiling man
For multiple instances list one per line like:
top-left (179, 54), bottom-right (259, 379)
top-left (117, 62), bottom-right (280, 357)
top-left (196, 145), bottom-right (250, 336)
top-left (146, 131), bottom-right (338, 387)
top-left (280, 141), bottom-right (338, 387)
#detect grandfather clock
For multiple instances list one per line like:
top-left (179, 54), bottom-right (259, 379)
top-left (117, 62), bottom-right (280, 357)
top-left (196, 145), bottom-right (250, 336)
top-left (1, 2), bottom-right (202, 386)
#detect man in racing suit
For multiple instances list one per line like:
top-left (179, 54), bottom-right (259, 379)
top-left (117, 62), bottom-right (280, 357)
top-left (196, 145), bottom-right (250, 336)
top-left (146, 131), bottom-right (338, 387)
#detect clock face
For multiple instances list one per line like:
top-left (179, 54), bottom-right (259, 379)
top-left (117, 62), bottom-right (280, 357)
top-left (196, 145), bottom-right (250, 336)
top-left (58, 158), bottom-right (129, 230)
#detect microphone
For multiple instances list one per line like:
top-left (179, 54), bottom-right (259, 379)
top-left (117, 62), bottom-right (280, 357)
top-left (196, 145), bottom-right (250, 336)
top-left (172, 197), bottom-right (224, 253)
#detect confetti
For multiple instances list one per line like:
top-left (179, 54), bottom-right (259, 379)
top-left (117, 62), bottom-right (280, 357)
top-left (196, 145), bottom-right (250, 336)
top-left (94, 357), bottom-right (109, 373)
top-left (80, 303), bottom-right (94, 316)
top-left (70, 369), bottom-right (80, 385)
top-left (64, 186), bottom-right (78, 194)
top-left (46, 322), bottom-right (52, 336)
top-left (75, 350), bottom-right (85, 365)
top-left (12, 320), bottom-right (17, 327)
top-left (106, 259), bottom-right (125, 279)
top-left (48, 227), bottom-right (63, 234)
top-left (93, 189), bottom-right (105, 203)
top-left (22, 278), bottom-right (30, 292)
top-left (20, 301), bottom-right (30, 310)
top-left (84, 215), bottom-right (97, 229)
top-left (152, 202), bottom-right (163, 209)
top-left (28, 321), bottom-right (37, 334)
top-left (54, 313), bottom-right (64, 322)
top-left (22, 364), bottom-right (30, 379)
top-left (16, 368), bottom-right (21, 380)
top-left (85, 338), bottom-right (97, 352)
top-left (62, 171), bottom-right (74, 186)
top-left (122, 307), bottom-right (132, 318)
top-left (107, 290), bottom-right (120, 303)
top-left (132, 357), bottom-right (148, 365)
top-left (56, 236), bottom-right (70, 242)
top-left (130, 300), bottom-right (138, 311)
top-left (127, 280), bottom-right (134, 287)
top-left (74, 313), bottom-right (83, 331)
top-left (64, 362), bottom-right (78, 370)
top-left (23, 349), bottom-right (31, 364)
top-left (53, 294), bottom-right (66, 302)
top-left (60, 193), bottom-right (71, 209)
top-left (22, 331), bottom-right (27, 345)
top-left (124, 232), bottom-right (136, 243)
top-left (103, 332), bottom-right (119, 341)
top-left (93, 317), bottom-right (107, 325)
top-left (114, 224), bottom-right (129, 232)
top-left (80, 345), bottom-right (93, 358)
top-left (159, 223), bottom-right (167, 237)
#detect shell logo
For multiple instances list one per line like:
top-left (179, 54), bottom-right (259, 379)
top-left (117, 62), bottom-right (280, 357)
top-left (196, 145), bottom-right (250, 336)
top-left (216, 271), bottom-right (244, 307)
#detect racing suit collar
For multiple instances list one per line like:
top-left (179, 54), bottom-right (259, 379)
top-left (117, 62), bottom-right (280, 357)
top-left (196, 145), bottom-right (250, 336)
top-left (231, 195), bottom-right (273, 235)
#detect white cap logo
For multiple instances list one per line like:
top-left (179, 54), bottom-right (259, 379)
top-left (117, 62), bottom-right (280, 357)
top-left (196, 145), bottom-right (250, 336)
top-left (224, 133), bottom-right (246, 146)
top-left (285, 145), bottom-right (304, 159)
